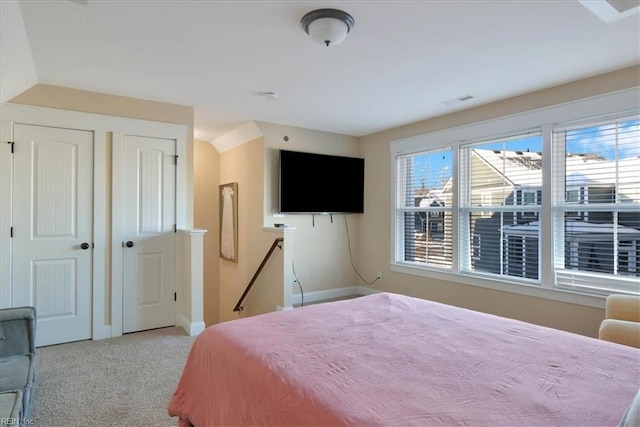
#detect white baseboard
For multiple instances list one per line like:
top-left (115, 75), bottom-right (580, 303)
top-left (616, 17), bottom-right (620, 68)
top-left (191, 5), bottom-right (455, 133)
top-left (357, 285), bottom-right (381, 296)
top-left (180, 316), bottom-right (206, 336)
top-left (292, 285), bottom-right (380, 306)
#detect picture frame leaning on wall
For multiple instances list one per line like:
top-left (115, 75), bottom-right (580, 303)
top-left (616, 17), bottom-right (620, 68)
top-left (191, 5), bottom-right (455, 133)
top-left (219, 182), bottom-right (238, 262)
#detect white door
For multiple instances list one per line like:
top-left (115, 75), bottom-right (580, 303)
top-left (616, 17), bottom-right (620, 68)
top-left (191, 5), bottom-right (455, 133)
top-left (122, 135), bottom-right (176, 333)
top-left (12, 124), bottom-right (93, 347)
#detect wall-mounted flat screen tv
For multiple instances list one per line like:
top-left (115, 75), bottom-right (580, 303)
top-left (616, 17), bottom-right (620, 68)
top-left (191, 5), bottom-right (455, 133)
top-left (278, 150), bottom-right (364, 214)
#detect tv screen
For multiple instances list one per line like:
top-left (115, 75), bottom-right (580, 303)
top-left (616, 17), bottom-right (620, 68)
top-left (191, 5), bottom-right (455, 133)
top-left (279, 150), bottom-right (364, 214)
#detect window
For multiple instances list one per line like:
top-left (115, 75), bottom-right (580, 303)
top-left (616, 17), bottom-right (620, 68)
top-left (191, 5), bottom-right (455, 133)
top-left (480, 193), bottom-right (492, 216)
top-left (459, 133), bottom-right (542, 280)
top-left (566, 189), bottom-right (581, 203)
top-left (391, 88), bottom-right (639, 298)
top-left (519, 190), bottom-right (541, 219)
top-left (565, 187), bottom-right (586, 220)
top-left (553, 116), bottom-right (640, 294)
top-left (395, 149), bottom-right (452, 269)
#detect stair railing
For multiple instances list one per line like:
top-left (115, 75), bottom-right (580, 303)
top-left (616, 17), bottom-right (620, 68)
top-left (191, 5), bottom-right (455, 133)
top-left (233, 237), bottom-right (284, 312)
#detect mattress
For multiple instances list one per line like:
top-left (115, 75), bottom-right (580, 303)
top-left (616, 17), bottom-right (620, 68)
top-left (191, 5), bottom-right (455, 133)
top-left (168, 292), bottom-right (640, 426)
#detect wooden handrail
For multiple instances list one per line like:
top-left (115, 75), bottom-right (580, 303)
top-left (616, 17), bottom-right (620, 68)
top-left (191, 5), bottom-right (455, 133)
top-left (233, 237), bottom-right (284, 312)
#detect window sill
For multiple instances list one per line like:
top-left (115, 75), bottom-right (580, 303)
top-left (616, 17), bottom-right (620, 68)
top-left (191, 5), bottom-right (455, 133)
top-left (390, 262), bottom-right (606, 309)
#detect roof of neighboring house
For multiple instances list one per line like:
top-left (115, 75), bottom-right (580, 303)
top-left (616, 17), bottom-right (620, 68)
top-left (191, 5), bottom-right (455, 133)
top-left (503, 220), bottom-right (640, 240)
top-left (474, 149), bottom-right (639, 195)
top-left (472, 149), bottom-right (544, 188)
top-left (439, 149), bottom-right (639, 202)
top-left (418, 191), bottom-right (446, 207)
top-left (566, 155), bottom-right (640, 187)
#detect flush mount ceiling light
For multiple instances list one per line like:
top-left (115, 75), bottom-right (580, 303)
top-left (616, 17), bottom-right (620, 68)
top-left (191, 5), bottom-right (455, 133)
top-left (300, 8), bottom-right (355, 47)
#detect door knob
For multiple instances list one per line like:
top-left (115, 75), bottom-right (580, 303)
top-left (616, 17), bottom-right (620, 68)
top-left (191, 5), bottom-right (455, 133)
top-left (126, 241), bottom-right (134, 248)
top-left (80, 242), bottom-right (90, 250)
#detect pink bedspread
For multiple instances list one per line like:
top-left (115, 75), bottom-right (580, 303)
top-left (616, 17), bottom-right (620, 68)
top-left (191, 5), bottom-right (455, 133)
top-left (168, 292), bottom-right (640, 426)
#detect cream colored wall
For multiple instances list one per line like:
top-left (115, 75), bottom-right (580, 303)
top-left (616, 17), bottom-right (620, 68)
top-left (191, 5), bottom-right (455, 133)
top-left (218, 137), bottom-right (285, 322)
top-left (10, 83), bottom-right (194, 127)
top-left (243, 235), bottom-right (285, 319)
top-left (256, 121), bottom-right (370, 294)
top-left (194, 140), bottom-right (220, 326)
top-left (358, 65), bottom-right (640, 338)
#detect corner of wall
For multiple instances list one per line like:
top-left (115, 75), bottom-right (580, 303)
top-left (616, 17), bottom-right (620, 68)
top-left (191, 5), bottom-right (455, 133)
top-left (211, 121), bottom-right (263, 153)
top-left (194, 139), bottom-right (221, 326)
top-left (0, 0), bottom-right (38, 103)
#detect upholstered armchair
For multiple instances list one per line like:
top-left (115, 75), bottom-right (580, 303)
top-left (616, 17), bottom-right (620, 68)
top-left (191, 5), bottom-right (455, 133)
top-left (0, 306), bottom-right (37, 421)
top-left (598, 294), bottom-right (640, 348)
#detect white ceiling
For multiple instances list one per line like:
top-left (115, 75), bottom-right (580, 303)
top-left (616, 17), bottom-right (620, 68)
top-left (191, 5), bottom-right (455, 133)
top-left (14, 0), bottom-right (640, 141)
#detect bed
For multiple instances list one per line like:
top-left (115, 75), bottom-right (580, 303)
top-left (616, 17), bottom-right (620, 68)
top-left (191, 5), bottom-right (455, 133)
top-left (168, 292), bottom-right (640, 426)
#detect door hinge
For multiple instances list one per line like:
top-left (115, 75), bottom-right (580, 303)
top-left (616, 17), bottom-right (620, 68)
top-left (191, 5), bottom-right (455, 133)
top-left (10, 227), bottom-right (13, 238)
top-left (174, 155), bottom-right (178, 165)
top-left (174, 224), bottom-right (177, 233)
top-left (7, 141), bottom-right (14, 154)
top-left (174, 292), bottom-right (177, 302)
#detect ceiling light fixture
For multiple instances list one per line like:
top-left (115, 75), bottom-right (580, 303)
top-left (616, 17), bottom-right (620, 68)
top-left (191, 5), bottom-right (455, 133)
top-left (300, 8), bottom-right (355, 47)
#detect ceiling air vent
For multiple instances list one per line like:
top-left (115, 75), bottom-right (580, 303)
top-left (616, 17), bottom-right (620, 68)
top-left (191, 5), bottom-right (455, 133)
top-left (442, 94), bottom-right (477, 106)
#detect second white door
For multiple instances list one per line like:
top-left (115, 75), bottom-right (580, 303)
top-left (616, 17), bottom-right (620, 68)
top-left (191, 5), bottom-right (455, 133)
top-left (122, 135), bottom-right (176, 333)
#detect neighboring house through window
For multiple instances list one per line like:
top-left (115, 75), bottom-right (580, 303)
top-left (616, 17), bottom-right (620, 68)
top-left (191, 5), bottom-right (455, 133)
top-left (553, 117), bottom-right (640, 294)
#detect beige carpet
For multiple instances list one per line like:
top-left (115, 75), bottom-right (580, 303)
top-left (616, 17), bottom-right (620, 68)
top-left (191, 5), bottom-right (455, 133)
top-left (29, 327), bottom-right (196, 427)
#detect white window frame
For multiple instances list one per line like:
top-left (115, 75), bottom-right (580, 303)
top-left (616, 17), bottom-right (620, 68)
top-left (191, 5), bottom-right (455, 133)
top-left (389, 88), bottom-right (640, 308)
top-left (552, 116), bottom-right (640, 295)
top-left (395, 149), bottom-right (453, 270)
top-left (458, 132), bottom-right (543, 281)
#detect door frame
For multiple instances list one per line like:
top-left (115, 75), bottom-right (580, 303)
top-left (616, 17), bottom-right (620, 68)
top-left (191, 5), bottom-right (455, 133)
top-left (0, 103), bottom-right (188, 341)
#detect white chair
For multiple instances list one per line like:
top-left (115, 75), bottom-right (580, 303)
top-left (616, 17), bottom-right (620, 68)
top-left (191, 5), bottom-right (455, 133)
top-left (598, 294), bottom-right (640, 348)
